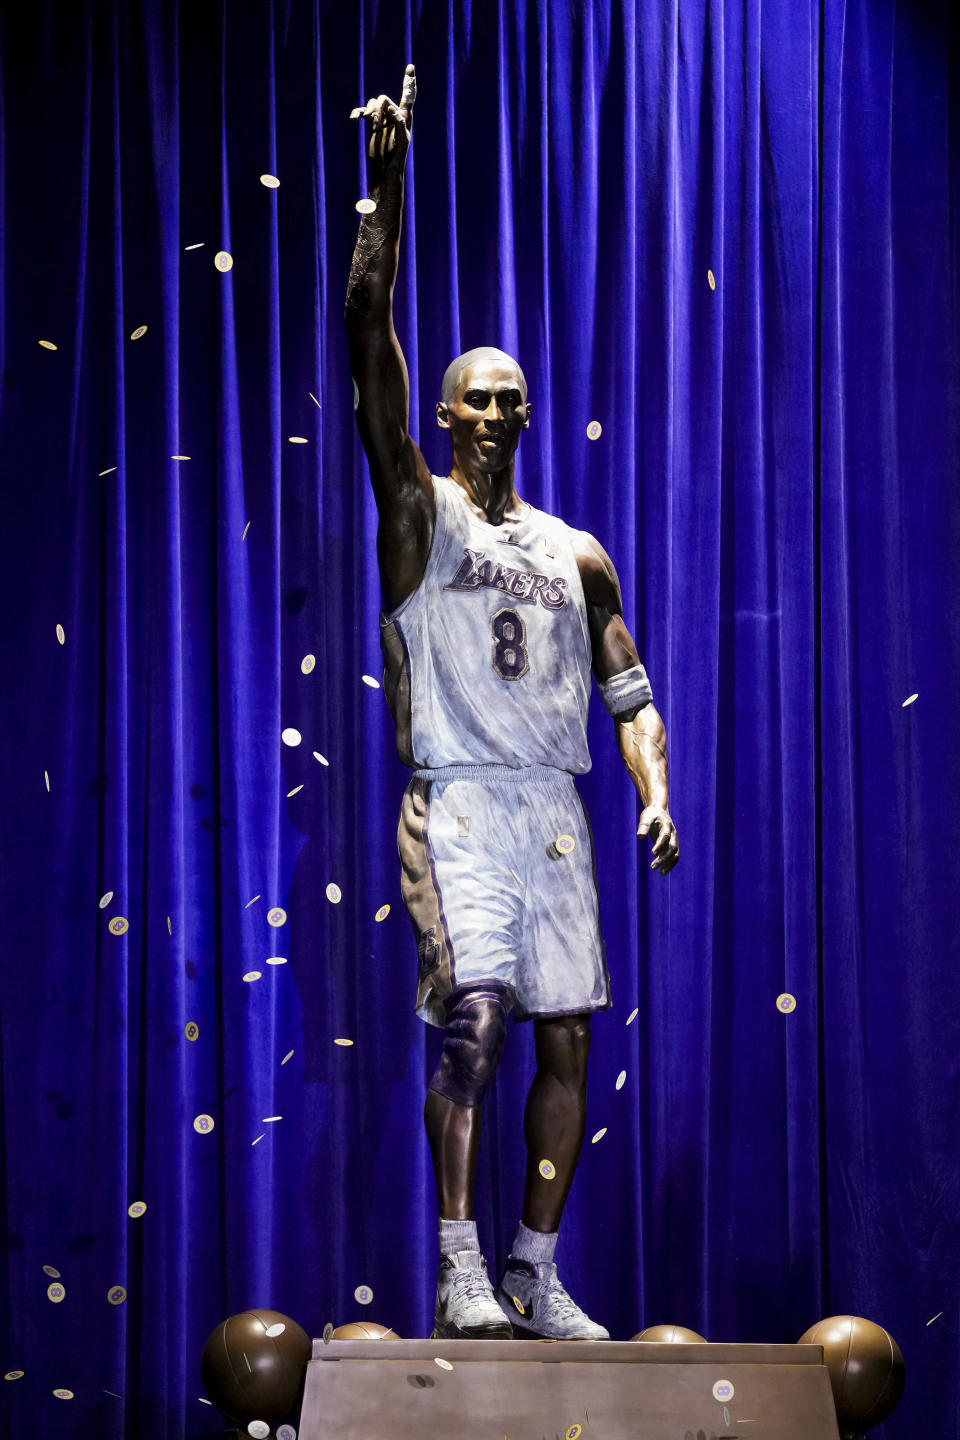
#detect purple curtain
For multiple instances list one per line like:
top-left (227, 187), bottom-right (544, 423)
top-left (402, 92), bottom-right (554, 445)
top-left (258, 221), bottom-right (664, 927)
top-left (1, 1), bottom-right (956, 1436)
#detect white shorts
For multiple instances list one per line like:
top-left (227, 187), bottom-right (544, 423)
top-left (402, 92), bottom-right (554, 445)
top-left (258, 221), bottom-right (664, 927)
top-left (397, 763), bottom-right (611, 1028)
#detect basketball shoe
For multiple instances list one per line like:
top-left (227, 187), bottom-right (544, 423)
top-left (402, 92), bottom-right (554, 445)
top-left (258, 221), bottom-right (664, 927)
top-left (497, 1255), bottom-right (610, 1340)
top-left (430, 1250), bottom-right (514, 1340)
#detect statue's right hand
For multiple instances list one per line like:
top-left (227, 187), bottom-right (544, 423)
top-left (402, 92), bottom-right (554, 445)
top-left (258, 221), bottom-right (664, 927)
top-left (351, 63), bottom-right (416, 178)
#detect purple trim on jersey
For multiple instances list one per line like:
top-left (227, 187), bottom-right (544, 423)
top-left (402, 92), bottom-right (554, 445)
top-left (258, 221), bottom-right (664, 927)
top-left (421, 781), bottom-right (458, 990)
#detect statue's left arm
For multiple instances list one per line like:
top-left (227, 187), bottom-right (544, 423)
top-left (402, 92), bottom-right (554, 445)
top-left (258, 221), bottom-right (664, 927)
top-left (576, 535), bottom-right (679, 876)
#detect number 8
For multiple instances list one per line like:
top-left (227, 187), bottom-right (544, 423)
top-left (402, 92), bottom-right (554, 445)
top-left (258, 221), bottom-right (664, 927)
top-left (491, 607), bottom-right (529, 680)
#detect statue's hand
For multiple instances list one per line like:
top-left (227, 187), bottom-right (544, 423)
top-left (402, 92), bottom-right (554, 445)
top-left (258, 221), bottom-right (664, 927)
top-left (637, 805), bottom-right (679, 875)
top-left (351, 63), bottom-right (416, 183)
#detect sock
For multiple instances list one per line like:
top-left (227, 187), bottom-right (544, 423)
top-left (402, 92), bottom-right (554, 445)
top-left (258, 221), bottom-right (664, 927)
top-left (512, 1220), bottom-right (558, 1264)
top-left (439, 1218), bottom-right (480, 1257)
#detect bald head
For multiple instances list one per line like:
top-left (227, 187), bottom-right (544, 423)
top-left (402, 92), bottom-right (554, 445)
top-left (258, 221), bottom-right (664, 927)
top-left (441, 347), bottom-right (527, 405)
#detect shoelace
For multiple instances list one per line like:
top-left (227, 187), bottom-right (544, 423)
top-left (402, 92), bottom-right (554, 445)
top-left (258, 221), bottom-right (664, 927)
top-left (451, 1266), bottom-right (497, 1306)
top-left (539, 1279), bottom-right (584, 1322)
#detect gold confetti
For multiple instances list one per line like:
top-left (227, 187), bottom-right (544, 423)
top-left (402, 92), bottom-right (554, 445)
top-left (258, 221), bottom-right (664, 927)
top-left (626, 1007), bottom-right (638, 1026)
top-left (707, 269), bottom-right (716, 289)
top-left (356, 198), bottom-right (377, 215)
top-left (108, 916), bottom-right (129, 935)
top-left (55, 623), bottom-right (65, 644)
top-left (245, 894), bottom-right (262, 908)
top-left (52, 1389), bottom-right (74, 1399)
top-left (326, 883), bottom-right (342, 903)
top-left (127, 1201), bottom-right (147, 1218)
top-left (184, 243), bottom-right (204, 250)
top-left (170, 455), bottom-right (191, 461)
top-left (591, 1127), bottom-right (607, 1144)
top-left (566, 1427), bottom-right (583, 1440)
top-left (214, 251), bottom-right (233, 272)
top-left (251, 1134), bottom-right (265, 1146)
top-left (286, 784), bottom-right (304, 798)
top-left (433, 1356), bottom-right (454, 1371)
top-left (39, 340), bottom-right (58, 350)
top-left (47, 1282), bottom-right (66, 1303)
top-left (281, 1049), bottom-right (294, 1064)
top-left (288, 436), bottom-right (308, 444)
top-left (510, 868), bottom-right (524, 886)
top-left (102, 1390), bottom-right (122, 1398)
top-left (927, 1311), bottom-right (943, 1325)
top-left (361, 674), bottom-right (380, 688)
top-left (166, 915), bottom-right (172, 934)
top-left (902, 693), bottom-right (918, 707)
top-left (107, 1286), bottom-right (127, 1305)
top-left (554, 834), bottom-right (575, 855)
top-left (281, 727), bottom-right (302, 746)
top-left (323, 1322), bottom-right (334, 1343)
top-left (776, 993), bottom-right (796, 1013)
top-left (242, 970), bottom-right (262, 982)
top-left (615, 1070), bottom-right (626, 1090)
top-left (260, 174), bottom-right (280, 188)
top-left (301, 653), bottom-right (316, 674)
top-left (313, 751), bottom-right (329, 766)
top-left (193, 1113), bottom-right (215, 1133)
top-left (354, 1285), bottom-right (373, 1304)
top-left (185, 1021), bottom-right (199, 1041)
top-left (130, 325), bottom-right (147, 340)
top-left (198, 1396), bottom-right (213, 1404)
top-left (586, 421), bottom-right (602, 440)
top-left (538, 1159), bottom-right (556, 1180)
top-left (374, 904), bottom-right (391, 922)
top-left (334, 1037), bottom-right (354, 1047)
top-left (44, 770), bottom-right (50, 791)
top-left (267, 907), bottom-right (287, 927)
top-left (309, 392), bottom-right (321, 408)
top-left (242, 521), bottom-right (251, 541)
top-left (42, 1266), bottom-right (60, 1278)
top-left (4, 1371), bottom-right (24, 1381)
top-left (98, 466), bottom-right (117, 475)
top-left (512, 1295), bottom-right (525, 1313)
top-left (266, 955), bottom-right (288, 965)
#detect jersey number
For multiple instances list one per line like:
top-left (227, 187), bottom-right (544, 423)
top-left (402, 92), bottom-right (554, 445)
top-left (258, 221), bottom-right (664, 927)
top-left (491, 608), bottom-right (529, 681)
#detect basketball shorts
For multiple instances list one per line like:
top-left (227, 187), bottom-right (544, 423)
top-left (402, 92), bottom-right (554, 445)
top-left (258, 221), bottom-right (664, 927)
top-left (397, 763), bottom-right (612, 1028)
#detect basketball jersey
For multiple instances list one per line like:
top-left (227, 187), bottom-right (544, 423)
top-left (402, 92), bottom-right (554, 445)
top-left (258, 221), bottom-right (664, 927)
top-left (380, 474), bottom-right (593, 773)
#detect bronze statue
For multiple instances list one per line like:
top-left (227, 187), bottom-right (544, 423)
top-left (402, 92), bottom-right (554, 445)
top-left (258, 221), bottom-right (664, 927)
top-left (345, 65), bottom-right (678, 1342)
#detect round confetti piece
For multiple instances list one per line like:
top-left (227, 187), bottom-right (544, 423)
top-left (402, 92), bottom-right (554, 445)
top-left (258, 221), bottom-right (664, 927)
top-left (127, 1201), bottom-right (147, 1218)
top-left (902, 693), bottom-right (918, 707)
top-left (356, 198), bottom-right (377, 214)
top-left (108, 916), bottom-right (129, 936)
top-left (538, 1159), bottom-right (556, 1180)
top-left (4, 1371), bottom-right (24, 1381)
top-left (55, 623), bottom-right (65, 645)
top-left (354, 1285), bottom-right (373, 1304)
top-left (266, 955), bottom-right (288, 965)
top-left (98, 891), bottom-right (114, 909)
top-left (322, 1322), bottom-right (334, 1344)
top-left (259, 174), bottom-right (280, 189)
top-left (43, 1265), bottom-right (61, 1278)
top-left (301, 654), bottom-right (316, 675)
top-left (512, 1295), bottom-right (525, 1313)
top-left (374, 904), bottom-right (391, 923)
top-left (361, 674), bottom-right (380, 689)
top-left (286, 784), bottom-right (304, 798)
top-left (39, 340), bottom-right (58, 350)
top-left (267, 907), bottom-right (287, 927)
top-left (281, 727), bottom-right (302, 746)
top-left (288, 436), bottom-right (308, 444)
top-left (185, 1022), bottom-right (199, 1041)
top-left (708, 270), bottom-right (716, 290)
top-left (193, 1113), bottom-right (215, 1134)
top-left (243, 970), bottom-right (262, 983)
top-left (281, 1049), bottom-right (294, 1065)
top-left (326, 883), bottom-right (342, 904)
top-left (47, 1282), bottom-right (65, 1303)
top-left (712, 1379), bottom-right (735, 1402)
top-left (554, 834), bottom-right (576, 855)
top-left (277, 1426), bottom-right (297, 1440)
top-left (264, 1322), bottom-right (286, 1337)
top-left (776, 993), bottom-right (796, 1013)
top-left (626, 1007), bottom-right (638, 1026)
top-left (44, 771), bottom-right (50, 791)
top-left (434, 1357), bottom-right (454, 1371)
top-left (130, 325), bottom-right (148, 340)
top-left (334, 1037), bottom-right (354, 1047)
top-left (241, 521), bottom-right (251, 541)
top-left (616, 1070), bottom-right (626, 1090)
top-left (108, 1286), bottom-right (127, 1305)
top-left (53, 1388), bottom-right (74, 1399)
top-left (248, 1423), bottom-right (271, 1440)
top-left (586, 421), bottom-right (602, 440)
top-left (313, 751), bottom-right (329, 766)
top-left (591, 1127), bottom-right (607, 1144)
top-left (567, 1427), bottom-right (583, 1440)
top-left (214, 251), bottom-right (233, 272)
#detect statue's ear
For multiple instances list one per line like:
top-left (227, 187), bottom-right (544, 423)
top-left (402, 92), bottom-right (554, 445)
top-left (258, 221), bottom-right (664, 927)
top-left (436, 401), bottom-right (451, 429)
top-left (523, 402), bottom-right (532, 430)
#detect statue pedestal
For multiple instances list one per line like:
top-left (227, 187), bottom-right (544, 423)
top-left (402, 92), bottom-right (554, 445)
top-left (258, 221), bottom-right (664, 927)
top-left (299, 1338), bottom-right (840, 1439)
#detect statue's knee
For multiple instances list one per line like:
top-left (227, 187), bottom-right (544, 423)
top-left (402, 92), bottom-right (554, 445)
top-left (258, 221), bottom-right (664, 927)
top-left (428, 987), bottom-right (509, 1107)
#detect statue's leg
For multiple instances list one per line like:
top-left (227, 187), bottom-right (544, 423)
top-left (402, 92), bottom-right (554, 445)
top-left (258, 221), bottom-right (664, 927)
top-left (521, 1013), bottom-right (591, 1232)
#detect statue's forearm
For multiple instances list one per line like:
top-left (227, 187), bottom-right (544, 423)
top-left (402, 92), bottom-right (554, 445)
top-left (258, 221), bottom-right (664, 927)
top-left (345, 170), bottom-right (404, 318)
top-left (616, 704), bottom-right (670, 810)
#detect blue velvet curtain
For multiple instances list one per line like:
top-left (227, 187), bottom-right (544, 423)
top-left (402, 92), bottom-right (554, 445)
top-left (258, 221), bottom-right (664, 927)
top-left (1, 1), bottom-right (957, 1436)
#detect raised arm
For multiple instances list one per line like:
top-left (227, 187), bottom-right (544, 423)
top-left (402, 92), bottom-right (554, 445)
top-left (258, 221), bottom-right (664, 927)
top-left (344, 64), bottom-right (434, 613)
top-left (576, 534), bottom-right (679, 876)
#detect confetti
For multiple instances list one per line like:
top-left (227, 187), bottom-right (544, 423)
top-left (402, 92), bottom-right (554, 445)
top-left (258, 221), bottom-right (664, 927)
top-left (44, 770), bottom-right (50, 791)
top-left (199, 1396), bottom-right (213, 1404)
top-left (281, 1049), bottom-right (294, 1064)
top-left (166, 916), bottom-right (172, 935)
top-left (248, 1423), bottom-right (271, 1440)
top-left (185, 1022), bottom-right (199, 1041)
top-left (512, 1295), bottom-right (525, 1313)
top-left (260, 174), bottom-right (280, 189)
top-left (309, 392), bottom-right (321, 408)
top-left (566, 1427), bottom-right (583, 1440)
top-left (130, 325), bottom-right (148, 340)
top-left (53, 1389), bottom-right (74, 1399)
top-left (313, 751), bottom-right (329, 766)
top-left (374, 904), bottom-right (391, 922)
top-left (242, 521), bottom-right (251, 541)
top-left (354, 1285), bottom-right (373, 1304)
top-left (301, 653), bottom-right (316, 674)
top-left (171, 455), bottom-right (191, 461)
top-left (361, 674), bottom-right (380, 689)
top-left (712, 1380), bottom-right (734, 1402)
top-left (334, 1037), bottom-right (354, 1047)
top-left (510, 868), bottom-right (524, 886)
top-left (538, 1159), bottom-right (556, 1180)
top-left (276, 1427), bottom-right (297, 1440)
top-left (127, 1201), bottom-right (147, 1218)
top-left (586, 421), bottom-right (602, 441)
top-left (776, 993), bottom-right (797, 1013)
top-left (288, 436), bottom-right (308, 444)
top-left (356, 198), bottom-right (377, 214)
top-left (286, 784), bottom-right (304, 798)
top-left (251, 1135), bottom-right (265, 1146)
top-left (554, 834), bottom-right (576, 855)
top-left (926, 1311), bottom-right (943, 1326)
top-left (42, 1266), bottom-right (61, 1278)
top-left (184, 243), bottom-right (204, 250)
top-left (39, 340), bottom-right (58, 350)
top-left (193, 1113), bottom-right (215, 1133)
top-left (102, 1390), bottom-right (122, 1398)
top-left (708, 270), bottom-right (716, 290)
top-left (326, 883), bottom-right (342, 904)
top-left (56, 623), bottom-right (65, 644)
top-left (214, 251), bottom-right (233, 272)
top-left (98, 467), bottom-right (117, 475)
top-left (262, 1116), bottom-right (282, 1124)
top-left (902, 693), bottom-right (918, 707)
top-left (353, 379), bottom-right (360, 411)
top-left (626, 1007), bottom-right (638, 1026)
top-left (108, 916), bottom-right (129, 935)
top-left (615, 1070), bottom-right (626, 1090)
top-left (266, 955), bottom-right (287, 965)
top-left (591, 1128), bottom-right (607, 1144)
top-left (47, 1282), bottom-right (66, 1303)
top-left (323, 1322), bottom-right (334, 1343)
top-left (245, 895), bottom-right (261, 908)
top-left (267, 907), bottom-right (287, 927)
top-left (243, 970), bottom-right (262, 983)
top-left (4, 1372), bottom-right (24, 1381)
top-left (108, 1286), bottom-right (127, 1305)
top-left (281, 727), bottom-right (302, 746)
top-left (434, 1357), bottom-right (454, 1371)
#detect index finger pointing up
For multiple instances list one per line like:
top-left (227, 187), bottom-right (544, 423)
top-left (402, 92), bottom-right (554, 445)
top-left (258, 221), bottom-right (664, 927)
top-left (400, 63), bottom-right (417, 116)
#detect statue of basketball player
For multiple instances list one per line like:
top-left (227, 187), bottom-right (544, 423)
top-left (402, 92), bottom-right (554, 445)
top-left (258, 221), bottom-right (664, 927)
top-left (345, 66), bottom-right (678, 1342)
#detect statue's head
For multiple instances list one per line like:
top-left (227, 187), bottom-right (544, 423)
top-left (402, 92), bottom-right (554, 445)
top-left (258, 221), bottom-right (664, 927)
top-left (436, 347), bottom-right (530, 473)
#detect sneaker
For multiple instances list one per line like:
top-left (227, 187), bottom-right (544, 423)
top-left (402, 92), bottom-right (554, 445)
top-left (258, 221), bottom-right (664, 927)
top-left (497, 1255), bottom-right (610, 1340)
top-left (431, 1250), bottom-right (514, 1340)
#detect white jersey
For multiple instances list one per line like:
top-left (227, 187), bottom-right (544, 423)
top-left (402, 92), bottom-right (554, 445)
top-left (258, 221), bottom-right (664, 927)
top-left (380, 474), bottom-right (593, 773)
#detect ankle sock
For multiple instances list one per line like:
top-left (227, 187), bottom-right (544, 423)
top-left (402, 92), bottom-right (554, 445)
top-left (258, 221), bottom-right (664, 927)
top-left (512, 1220), bottom-right (558, 1264)
top-left (439, 1217), bottom-right (480, 1257)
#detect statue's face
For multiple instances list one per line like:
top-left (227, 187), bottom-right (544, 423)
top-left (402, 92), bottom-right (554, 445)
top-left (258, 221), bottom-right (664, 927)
top-left (437, 359), bottom-right (530, 473)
